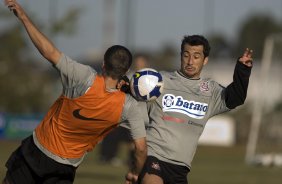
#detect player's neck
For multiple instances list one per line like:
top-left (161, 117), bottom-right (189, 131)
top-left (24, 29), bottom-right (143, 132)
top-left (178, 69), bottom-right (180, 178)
top-left (104, 76), bottom-right (118, 90)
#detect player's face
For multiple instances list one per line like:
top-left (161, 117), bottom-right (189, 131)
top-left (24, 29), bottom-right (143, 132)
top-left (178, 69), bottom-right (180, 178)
top-left (180, 44), bottom-right (208, 79)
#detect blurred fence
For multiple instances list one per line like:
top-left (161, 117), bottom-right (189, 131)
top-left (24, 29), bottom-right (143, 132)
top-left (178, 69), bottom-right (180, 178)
top-left (0, 113), bottom-right (42, 140)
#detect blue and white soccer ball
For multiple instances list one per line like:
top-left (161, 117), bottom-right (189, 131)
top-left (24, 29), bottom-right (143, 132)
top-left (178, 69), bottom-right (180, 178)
top-left (130, 68), bottom-right (164, 101)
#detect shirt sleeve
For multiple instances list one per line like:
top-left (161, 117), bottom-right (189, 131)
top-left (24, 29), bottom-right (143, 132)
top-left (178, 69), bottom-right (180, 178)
top-left (209, 81), bottom-right (230, 117)
top-left (119, 95), bottom-right (147, 140)
top-left (54, 54), bottom-right (97, 98)
top-left (208, 60), bottom-right (252, 117)
top-left (225, 61), bottom-right (252, 109)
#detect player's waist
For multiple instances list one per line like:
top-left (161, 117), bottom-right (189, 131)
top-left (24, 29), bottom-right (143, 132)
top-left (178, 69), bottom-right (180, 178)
top-left (147, 147), bottom-right (191, 170)
top-left (33, 132), bottom-right (85, 167)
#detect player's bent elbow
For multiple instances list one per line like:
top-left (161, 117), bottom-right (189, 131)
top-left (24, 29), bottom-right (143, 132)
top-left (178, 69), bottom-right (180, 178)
top-left (42, 49), bottom-right (61, 65)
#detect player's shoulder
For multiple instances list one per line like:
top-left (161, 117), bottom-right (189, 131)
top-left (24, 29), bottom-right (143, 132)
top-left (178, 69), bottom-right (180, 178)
top-left (200, 77), bottom-right (216, 84)
top-left (200, 77), bottom-right (223, 91)
top-left (121, 94), bottom-right (146, 121)
top-left (57, 53), bottom-right (97, 73)
top-left (124, 94), bottom-right (139, 108)
top-left (159, 70), bottom-right (174, 76)
top-left (159, 71), bottom-right (177, 81)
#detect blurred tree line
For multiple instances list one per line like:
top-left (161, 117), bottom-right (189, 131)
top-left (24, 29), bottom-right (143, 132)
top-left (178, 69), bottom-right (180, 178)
top-left (149, 13), bottom-right (282, 71)
top-left (0, 6), bottom-right (81, 113)
top-left (0, 6), bottom-right (282, 114)
top-left (205, 14), bottom-right (282, 59)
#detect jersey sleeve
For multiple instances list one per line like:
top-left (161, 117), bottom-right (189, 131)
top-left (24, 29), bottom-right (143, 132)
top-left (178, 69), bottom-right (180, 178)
top-left (54, 54), bottom-right (97, 98)
top-left (208, 60), bottom-right (252, 117)
top-left (119, 95), bottom-right (147, 140)
top-left (209, 81), bottom-right (230, 117)
top-left (224, 61), bottom-right (252, 109)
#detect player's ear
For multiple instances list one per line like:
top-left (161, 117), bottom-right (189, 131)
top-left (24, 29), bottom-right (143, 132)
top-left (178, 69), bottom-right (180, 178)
top-left (203, 57), bottom-right (208, 66)
top-left (102, 62), bottom-right (106, 72)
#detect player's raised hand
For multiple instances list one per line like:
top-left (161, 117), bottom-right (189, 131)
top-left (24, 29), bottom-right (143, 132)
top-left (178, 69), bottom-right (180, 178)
top-left (239, 48), bottom-right (253, 67)
top-left (117, 75), bottom-right (131, 93)
top-left (4, 0), bottom-right (26, 19)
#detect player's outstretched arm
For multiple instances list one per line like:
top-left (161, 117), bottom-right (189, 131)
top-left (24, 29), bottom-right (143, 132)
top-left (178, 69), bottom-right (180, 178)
top-left (125, 137), bottom-right (147, 184)
top-left (224, 48), bottom-right (253, 109)
top-left (5, 0), bottom-right (61, 65)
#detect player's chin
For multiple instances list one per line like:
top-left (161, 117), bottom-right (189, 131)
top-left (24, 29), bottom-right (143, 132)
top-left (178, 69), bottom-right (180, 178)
top-left (183, 70), bottom-right (195, 78)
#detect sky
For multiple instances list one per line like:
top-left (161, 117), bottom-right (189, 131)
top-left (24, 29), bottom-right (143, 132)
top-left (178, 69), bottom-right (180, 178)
top-left (2, 0), bottom-right (282, 59)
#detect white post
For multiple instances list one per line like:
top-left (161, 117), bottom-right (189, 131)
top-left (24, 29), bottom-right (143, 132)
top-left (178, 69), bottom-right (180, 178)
top-left (245, 36), bottom-right (274, 163)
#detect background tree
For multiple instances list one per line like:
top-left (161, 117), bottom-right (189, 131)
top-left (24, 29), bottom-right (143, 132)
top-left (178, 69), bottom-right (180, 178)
top-left (235, 14), bottom-right (282, 59)
top-left (207, 33), bottom-right (232, 59)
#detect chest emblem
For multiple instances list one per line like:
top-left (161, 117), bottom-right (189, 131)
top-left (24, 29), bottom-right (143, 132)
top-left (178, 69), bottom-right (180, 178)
top-left (200, 81), bottom-right (209, 92)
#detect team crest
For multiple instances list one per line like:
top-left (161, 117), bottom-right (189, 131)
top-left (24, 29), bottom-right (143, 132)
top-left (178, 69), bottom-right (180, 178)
top-left (151, 162), bottom-right (161, 171)
top-left (200, 81), bottom-right (209, 92)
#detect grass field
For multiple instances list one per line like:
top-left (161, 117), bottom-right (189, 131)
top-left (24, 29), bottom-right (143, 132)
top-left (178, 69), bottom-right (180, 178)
top-left (0, 140), bottom-right (281, 184)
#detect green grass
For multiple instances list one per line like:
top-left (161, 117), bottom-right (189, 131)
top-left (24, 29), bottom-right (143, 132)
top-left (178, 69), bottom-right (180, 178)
top-left (189, 146), bottom-right (281, 184)
top-left (0, 140), bottom-right (281, 183)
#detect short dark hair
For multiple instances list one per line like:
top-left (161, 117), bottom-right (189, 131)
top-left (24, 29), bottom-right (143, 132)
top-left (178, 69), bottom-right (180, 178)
top-left (103, 45), bottom-right (132, 79)
top-left (181, 35), bottom-right (211, 58)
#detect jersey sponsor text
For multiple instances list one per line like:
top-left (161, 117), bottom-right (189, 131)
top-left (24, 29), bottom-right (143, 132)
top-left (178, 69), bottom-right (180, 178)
top-left (162, 94), bottom-right (208, 119)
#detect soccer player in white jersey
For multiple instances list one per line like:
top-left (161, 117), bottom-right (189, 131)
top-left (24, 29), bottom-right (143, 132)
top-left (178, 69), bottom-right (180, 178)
top-left (137, 35), bottom-right (253, 184)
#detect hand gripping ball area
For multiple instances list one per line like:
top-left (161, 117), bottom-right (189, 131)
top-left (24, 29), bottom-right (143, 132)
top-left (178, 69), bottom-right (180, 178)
top-left (130, 68), bottom-right (164, 101)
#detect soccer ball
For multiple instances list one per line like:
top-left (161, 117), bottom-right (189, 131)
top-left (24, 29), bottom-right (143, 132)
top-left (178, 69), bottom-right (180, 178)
top-left (130, 68), bottom-right (164, 101)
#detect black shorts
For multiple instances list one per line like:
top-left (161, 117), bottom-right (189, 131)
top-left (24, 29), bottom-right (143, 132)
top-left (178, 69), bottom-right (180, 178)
top-left (138, 156), bottom-right (190, 184)
top-left (4, 136), bottom-right (77, 184)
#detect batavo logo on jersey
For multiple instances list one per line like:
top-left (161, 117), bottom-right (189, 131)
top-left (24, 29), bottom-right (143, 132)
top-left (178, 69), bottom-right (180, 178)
top-left (162, 94), bottom-right (208, 119)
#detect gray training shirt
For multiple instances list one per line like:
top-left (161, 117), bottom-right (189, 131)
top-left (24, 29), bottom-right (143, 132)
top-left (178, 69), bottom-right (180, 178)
top-left (145, 70), bottom-right (230, 169)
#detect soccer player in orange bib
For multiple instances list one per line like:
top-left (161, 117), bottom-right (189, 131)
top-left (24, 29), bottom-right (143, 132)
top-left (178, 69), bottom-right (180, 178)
top-left (3, 1), bottom-right (146, 183)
